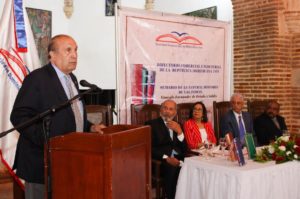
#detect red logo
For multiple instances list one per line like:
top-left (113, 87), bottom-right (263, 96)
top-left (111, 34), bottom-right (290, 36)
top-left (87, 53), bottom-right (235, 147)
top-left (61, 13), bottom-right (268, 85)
top-left (156, 31), bottom-right (202, 46)
top-left (0, 48), bottom-right (29, 87)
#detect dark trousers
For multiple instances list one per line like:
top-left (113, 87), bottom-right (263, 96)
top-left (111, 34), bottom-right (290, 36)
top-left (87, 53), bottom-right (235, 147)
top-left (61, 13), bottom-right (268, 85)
top-left (25, 182), bottom-right (45, 199)
top-left (161, 161), bottom-right (181, 199)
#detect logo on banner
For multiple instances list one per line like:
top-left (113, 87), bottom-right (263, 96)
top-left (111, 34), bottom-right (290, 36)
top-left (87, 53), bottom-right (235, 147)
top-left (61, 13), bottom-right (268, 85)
top-left (156, 31), bottom-right (202, 48)
top-left (0, 48), bottom-right (29, 89)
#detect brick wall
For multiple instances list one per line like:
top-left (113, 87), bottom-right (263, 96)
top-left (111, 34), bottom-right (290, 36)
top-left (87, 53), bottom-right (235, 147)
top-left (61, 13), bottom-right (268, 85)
top-left (232, 0), bottom-right (300, 133)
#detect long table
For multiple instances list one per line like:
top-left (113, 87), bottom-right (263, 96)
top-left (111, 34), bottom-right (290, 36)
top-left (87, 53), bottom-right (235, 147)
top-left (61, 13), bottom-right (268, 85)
top-left (175, 156), bottom-right (300, 199)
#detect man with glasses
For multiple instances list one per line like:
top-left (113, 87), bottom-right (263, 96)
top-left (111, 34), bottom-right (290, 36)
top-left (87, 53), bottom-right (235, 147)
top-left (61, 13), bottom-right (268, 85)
top-left (220, 93), bottom-right (254, 145)
top-left (254, 100), bottom-right (287, 146)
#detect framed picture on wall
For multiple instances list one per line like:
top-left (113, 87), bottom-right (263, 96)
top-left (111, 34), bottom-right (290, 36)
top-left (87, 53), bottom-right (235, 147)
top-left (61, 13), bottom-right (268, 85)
top-left (106, 0), bottom-right (117, 16)
top-left (26, 8), bottom-right (52, 66)
top-left (184, 6), bottom-right (217, 19)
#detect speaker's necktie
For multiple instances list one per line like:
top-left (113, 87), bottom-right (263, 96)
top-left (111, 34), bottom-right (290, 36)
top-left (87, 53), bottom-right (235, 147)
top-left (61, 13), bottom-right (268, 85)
top-left (65, 75), bottom-right (83, 132)
top-left (238, 115), bottom-right (245, 145)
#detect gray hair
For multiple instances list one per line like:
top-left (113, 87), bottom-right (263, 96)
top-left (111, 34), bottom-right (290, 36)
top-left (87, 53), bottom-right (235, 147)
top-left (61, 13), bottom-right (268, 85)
top-left (230, 93), bottom-right (244, 102)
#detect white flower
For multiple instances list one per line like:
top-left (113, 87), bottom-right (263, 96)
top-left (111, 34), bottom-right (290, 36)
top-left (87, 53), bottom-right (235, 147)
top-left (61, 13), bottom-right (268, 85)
top-left (281, 136), bottom-right (289, 142)
top-left (294, 154), bottom-right (298, 159)
top-left (286, 151), bottom-right (292, 156)
top-left (268, 146), bottom-right (275, 154)
top-left (294, 145), bottom-right (298, 149)
top-left (279, 146), bottom-right (286, 151)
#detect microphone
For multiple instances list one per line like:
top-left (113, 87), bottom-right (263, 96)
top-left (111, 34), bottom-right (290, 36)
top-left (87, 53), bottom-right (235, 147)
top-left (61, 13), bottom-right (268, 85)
top-left (79, 80), bottom-right (101, 91)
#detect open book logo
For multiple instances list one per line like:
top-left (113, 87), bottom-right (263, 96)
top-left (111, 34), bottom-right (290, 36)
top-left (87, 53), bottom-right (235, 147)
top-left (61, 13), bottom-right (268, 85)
top-left (156, 31), bottom-right (203, 46)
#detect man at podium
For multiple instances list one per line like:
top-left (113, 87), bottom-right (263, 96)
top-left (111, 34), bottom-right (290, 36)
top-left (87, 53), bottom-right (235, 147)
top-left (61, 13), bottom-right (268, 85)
top-left (145, 99), bottom-right (187, 199)
top-left (10, 34), bottom-right (105, 199)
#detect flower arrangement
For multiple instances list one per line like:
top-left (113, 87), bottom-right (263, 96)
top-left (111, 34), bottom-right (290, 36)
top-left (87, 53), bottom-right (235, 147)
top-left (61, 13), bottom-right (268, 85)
top-left (255, 134), bottom-right (300, 164)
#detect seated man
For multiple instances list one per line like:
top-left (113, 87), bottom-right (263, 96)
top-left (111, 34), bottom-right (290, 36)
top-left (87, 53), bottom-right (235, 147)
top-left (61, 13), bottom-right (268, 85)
top-left (254, 100), bottom-right (287, 146)
top-left (145, 99), bottom-right (187, 199)
top-left (220, 93), bottom-right (254, 145)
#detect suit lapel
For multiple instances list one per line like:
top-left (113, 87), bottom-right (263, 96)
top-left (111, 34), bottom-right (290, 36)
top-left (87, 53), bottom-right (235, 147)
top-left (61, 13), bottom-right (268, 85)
top-left (158, 117), bottom-right (173, 142)
top-left (229, 110), bottom-right (240, 138)
top-left (45, 64), bottom-right (75, 118)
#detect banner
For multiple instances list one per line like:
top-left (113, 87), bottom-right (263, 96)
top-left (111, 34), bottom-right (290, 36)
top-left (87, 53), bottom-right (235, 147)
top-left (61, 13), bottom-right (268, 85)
top-left (0, 0), bottom-right (40, 184)
top-left (117, 7), bottom-right (230, 123)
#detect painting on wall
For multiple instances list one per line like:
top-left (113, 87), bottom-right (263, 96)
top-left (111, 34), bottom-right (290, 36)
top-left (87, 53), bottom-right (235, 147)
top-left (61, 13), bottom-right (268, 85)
top-left (184, 6), bottom-right (217, 19)
top-left (106, 0), bottom-right (117, 16)
top-left (26, 8), bottom-right (52, 66)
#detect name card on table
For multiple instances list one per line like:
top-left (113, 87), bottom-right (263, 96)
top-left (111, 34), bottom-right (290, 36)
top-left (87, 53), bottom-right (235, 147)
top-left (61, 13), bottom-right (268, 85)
top-left (233, 138), bottom-right (246, 166)
top-left (225, 132), bottom-right (237, 161)
top-left (245, 133), bottom-right (256, 159)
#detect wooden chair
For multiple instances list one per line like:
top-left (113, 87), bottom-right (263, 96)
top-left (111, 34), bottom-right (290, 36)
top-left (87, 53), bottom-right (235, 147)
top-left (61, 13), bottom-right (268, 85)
top-left (85, 104), bottom-right (113, 126)
top-left (176, 103), bottom-right (194, 126)
top-left (130, 104), bottom-right (164, 199)
top-left (213, 101), bottom-right (232, 142)
top-left (130, 104), bottom-right (161, 125)
top-left (247, 100), bottom-right (270, 121)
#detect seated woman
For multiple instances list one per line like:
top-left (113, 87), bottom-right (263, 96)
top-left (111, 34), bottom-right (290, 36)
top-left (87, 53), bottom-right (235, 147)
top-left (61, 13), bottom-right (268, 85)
top-left (184, 101), bottom-right (216, 149)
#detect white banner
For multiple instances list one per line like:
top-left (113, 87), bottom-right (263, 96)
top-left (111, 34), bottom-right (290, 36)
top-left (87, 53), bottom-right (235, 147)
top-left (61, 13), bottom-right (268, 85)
top-left (117, 7), bottom-right (230, 124)
top-left (0, 0), bottom-right (40, 182)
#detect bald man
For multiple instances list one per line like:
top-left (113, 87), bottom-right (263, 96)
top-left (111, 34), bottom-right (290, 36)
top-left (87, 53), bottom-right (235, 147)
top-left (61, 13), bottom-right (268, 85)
top-left (145, 99), bottom-right (187, 199)
top-left (254, 100), bottom-right (287, 146)
top-left (11, 34), bottom-right (104, 199)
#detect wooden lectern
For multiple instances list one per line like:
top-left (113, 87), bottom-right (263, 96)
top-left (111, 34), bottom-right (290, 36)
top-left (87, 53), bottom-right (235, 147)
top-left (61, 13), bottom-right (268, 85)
top-left (48, 125), bottom-right (151, 199)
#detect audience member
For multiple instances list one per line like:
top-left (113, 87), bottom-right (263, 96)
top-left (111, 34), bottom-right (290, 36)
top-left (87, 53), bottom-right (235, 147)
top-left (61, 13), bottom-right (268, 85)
top-left (220, 93), bottom-right (254, 145)
top-left (145, 99), bottom-right (187, 199)
top-left (184, 102), bottom-right (216, 149)
top-left (254, 100), bottom-right (287, 146)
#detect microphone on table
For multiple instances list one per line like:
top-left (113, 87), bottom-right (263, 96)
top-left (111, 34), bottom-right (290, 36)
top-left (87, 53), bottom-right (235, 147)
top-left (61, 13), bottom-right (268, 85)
top-left (79, 80), bottom-right (102, 92)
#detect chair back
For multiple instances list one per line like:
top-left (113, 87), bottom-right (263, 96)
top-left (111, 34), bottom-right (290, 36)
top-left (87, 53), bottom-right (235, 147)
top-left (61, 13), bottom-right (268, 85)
top-left (131, 104), bottom-right (161, 125)
top-left (176, 103), bottom-right (194, 126)
top-left (213, 101), bottom-right (232, 141)
top-left (247, 99), bottom-right (270, 121)
top-left (85, 104), bottom-right (113, 126)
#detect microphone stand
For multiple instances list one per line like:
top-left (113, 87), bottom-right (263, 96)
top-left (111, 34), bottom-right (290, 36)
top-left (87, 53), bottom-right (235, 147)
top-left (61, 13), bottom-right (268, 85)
top-left (0, 87), bottom-right (97, 199)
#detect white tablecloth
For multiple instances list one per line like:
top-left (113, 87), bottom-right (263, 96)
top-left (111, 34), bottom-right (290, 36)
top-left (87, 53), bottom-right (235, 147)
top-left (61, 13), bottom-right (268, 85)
top-left (175, 156), bottom-right (300, 199)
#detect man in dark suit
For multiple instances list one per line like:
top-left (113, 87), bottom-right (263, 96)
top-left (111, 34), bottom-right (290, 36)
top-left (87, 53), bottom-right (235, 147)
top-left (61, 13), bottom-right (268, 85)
top-left (145, 99), bottom-right (187, 199)
top-left (10, 35), bottom-right (105, 199)
top-left (220, 93), bottom-right (254, 145)
top-left (254, 100), bottom-right (287, 146)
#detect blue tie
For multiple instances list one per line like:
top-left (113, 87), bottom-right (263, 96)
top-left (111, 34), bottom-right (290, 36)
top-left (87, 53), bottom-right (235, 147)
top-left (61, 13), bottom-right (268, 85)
top-left (238, 115), bottom-right (245, 145)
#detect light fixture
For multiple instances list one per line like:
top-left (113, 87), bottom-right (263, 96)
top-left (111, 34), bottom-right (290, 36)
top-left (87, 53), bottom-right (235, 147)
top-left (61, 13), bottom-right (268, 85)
top-left (64, 0), bottom-right (73, 19)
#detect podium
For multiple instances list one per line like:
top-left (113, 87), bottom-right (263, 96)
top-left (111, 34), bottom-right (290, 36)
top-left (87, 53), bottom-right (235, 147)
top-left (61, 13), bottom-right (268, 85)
top-left (48, 125), bottom-right (151, 199)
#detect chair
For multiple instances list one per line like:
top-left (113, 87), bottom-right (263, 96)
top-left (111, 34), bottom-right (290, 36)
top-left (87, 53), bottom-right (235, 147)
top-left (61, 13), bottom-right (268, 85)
top-left (130, 104), bottom-right (164, 199)
top-left (247, 100), bottom-right (270, 121)
top-left (130, 104), bottom-right (161, 125)
top-left (176, 103), bottom-right (194, 126)
top-left (85, 104), bottom-right (113, 126)
top-left (213, 101), bottom-right (232, 142)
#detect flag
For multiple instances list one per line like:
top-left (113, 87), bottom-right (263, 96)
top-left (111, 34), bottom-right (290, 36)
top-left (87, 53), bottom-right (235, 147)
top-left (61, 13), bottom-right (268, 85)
top-left (0, 0), bottom-right (40, 186)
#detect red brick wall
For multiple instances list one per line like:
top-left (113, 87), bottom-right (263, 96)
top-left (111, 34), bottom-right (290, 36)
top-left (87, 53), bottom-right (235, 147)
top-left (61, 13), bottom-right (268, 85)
top-left (232, 0), bottom-right (300, 133)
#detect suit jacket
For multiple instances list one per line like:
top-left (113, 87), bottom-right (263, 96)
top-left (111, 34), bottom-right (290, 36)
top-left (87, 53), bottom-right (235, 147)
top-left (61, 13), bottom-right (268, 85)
top-left (184, 119), bottom-right (216, 149)
top-left (10, 63), bottom-right (91, 184)
top-left (254, 113), bottom-right (287, 146)
top-left (145, 117), bottom-right (187, 161)
top-left (220, 110), bottom-right (254, 139)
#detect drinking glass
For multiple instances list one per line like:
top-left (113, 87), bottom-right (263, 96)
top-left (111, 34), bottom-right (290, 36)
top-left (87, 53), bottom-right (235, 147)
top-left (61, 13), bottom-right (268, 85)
top-left (203, 141), bottom-right (213, 159)
top-left (282, 130), bottom-right (289, 137)
top-left (219, 138), bottom-right (227, 157)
